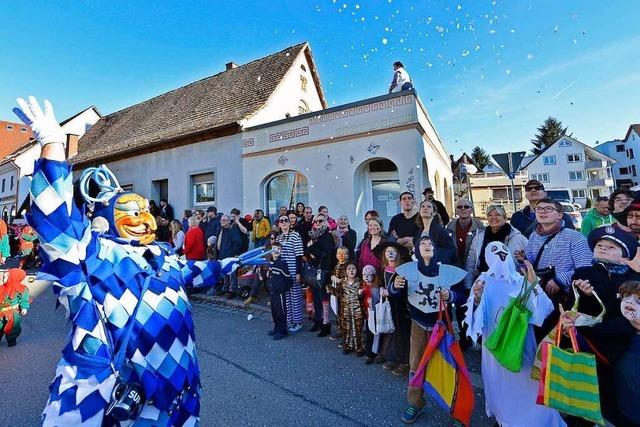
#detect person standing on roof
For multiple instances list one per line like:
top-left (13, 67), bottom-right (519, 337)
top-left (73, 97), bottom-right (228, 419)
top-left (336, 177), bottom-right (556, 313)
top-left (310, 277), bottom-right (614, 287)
top-left (388, 61), bottom-right (413, 93)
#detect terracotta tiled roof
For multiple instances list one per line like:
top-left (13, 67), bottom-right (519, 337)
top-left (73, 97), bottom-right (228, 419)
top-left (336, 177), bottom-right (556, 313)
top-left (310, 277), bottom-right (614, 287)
top-left (72, 43), bottom-right (318, 165)
top-left (0, 120), bottom-right (34, 161)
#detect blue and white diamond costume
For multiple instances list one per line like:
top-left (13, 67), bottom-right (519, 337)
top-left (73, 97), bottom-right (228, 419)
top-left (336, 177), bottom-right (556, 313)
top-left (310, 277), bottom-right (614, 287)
top-left (14, 97), bottom-right (266, 426)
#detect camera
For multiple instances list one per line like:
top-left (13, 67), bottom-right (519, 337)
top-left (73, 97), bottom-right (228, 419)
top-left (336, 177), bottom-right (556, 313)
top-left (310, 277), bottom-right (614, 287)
top-left (105, 380), bottom-right (145, 422)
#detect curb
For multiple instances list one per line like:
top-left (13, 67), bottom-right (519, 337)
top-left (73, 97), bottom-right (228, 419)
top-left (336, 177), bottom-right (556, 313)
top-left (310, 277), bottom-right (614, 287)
top-left (189, 293), bottom-right (271, 314)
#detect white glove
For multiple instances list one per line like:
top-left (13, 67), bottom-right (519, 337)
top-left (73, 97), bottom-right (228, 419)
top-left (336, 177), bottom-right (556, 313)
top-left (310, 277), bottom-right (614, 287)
top-left (13, 96), bottom-right (66, 147)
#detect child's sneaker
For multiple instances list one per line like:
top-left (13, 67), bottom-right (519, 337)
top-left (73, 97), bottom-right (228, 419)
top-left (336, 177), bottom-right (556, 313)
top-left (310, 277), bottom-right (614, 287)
top-left (400, 405), bottom-right (423, 424)
top-left (244, 296), bottom-right (257, 306)
top-left (288, 323), bottom-right (302, 333)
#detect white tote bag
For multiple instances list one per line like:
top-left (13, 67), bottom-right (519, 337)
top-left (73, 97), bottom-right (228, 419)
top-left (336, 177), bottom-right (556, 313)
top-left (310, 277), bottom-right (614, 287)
top-left (375, 297), bottom-right (395, 334)
top-left (367, 304), bottom-right (377, 334)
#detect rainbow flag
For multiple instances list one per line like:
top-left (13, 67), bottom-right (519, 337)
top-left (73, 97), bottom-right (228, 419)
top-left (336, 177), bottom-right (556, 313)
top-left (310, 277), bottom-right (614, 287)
top-left (409, 321), bottom-right (475, 426)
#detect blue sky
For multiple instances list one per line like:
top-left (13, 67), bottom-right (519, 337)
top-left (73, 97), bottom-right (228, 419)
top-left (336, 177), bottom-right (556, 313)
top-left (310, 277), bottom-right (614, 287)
top-left (1, 0), bottom-right (639, 156)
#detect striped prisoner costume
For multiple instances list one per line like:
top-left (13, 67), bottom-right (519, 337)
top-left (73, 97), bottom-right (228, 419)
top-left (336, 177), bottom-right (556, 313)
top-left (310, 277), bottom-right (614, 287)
top-left (276, 231), bottom-right (304, 326)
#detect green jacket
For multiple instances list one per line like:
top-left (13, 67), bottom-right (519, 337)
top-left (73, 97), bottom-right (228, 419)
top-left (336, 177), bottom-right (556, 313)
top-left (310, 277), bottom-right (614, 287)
top-left (0, 235), bottom-right (9, 258)
top-left (580, 208), bottom-right (616, 237)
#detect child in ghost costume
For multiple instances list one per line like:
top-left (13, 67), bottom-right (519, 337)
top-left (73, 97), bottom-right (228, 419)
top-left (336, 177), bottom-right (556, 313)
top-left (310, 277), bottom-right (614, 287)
top-left (464, 241), bottom-right (566, 427)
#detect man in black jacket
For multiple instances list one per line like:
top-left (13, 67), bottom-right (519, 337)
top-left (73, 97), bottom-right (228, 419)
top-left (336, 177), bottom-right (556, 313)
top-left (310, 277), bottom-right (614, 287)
top-left (218, 215), bottom-right (243, 298)
top-left (200, 206), bottom-right (222, 253)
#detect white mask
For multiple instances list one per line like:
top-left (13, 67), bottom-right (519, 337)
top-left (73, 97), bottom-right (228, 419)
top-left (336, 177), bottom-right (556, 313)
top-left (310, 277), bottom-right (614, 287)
top-left (484, 241), bottom-right (521, 285)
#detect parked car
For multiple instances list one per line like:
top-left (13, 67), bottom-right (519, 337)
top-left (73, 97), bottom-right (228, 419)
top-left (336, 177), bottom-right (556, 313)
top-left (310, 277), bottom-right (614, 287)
top-left (560, 202), bottom-right (582, 230)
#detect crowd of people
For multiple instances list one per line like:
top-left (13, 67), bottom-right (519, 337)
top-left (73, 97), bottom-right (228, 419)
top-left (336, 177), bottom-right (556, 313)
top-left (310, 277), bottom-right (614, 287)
top-left (153, 178), bottom-right (640, 426)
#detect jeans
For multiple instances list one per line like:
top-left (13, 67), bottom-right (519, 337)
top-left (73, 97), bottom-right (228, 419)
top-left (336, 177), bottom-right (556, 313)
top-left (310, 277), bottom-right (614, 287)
top-left (254, 237), bottom-right (267, 248)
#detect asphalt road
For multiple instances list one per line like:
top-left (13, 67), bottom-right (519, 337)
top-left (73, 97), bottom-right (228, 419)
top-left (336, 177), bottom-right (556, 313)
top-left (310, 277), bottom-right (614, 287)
top-left (0, 280), bottom-right (490, 426)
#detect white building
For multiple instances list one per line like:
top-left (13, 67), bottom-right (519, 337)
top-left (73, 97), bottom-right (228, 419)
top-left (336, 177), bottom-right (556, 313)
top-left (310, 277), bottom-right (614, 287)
top-left (0, 106), bottom-right (101, 221)
top-left (594, 124), bottom-right (640, 188)
top-left (522, 135), bottom-right (615, 207)
top-left (70, 43), bottom-right (454, 235)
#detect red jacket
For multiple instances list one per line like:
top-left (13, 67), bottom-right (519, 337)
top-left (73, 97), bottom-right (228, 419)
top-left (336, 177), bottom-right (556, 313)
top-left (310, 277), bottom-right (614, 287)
top-left (184, 227), bottom-right (205, 260)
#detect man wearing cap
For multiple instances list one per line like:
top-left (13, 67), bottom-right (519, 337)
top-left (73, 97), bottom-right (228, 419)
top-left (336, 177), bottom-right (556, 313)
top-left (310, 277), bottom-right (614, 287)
top-left (422, 187), bottom-right (449, 225)
top-left (615, 201), bottom-right (640, 242)
top-left (200, 206), bottom-right (222, 252)
top-left (511, 179), bottom-right (575, 238)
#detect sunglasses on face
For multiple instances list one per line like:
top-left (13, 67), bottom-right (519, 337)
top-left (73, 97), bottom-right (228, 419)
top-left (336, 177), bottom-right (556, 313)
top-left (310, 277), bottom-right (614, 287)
top-left (278, 218), bottom-right (290, 223)
top-left (526, 185), bottom-right (543, 192)
top-left (457, 205), bottom-right (472, 209)
top-left (314, 219), bottom-right (325, 224)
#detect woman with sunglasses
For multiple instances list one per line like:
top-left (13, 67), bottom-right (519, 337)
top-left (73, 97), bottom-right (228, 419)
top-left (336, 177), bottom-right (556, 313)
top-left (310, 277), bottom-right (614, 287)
top-left (276, 215), bottom-right (305, 333)
top-left (307, 214), bottom-right (337, 336)
top-left (445, 198), bottom-right (484, 269)
top-left (465, 205), bottom-right (528, 289)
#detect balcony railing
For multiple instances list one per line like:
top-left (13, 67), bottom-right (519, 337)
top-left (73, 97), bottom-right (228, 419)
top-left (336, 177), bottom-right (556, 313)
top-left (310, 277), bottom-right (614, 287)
top-left (587, 178), bottom-right (606, 187)
top-left (585, 160), bottom-right (604, 169)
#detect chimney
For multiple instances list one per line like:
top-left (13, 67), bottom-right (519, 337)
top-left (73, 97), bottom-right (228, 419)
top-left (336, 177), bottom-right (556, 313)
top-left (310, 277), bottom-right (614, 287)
top-left (65, 134), bottom-right (79, 158)
top-left (225, 62), bottom-right (238, 71)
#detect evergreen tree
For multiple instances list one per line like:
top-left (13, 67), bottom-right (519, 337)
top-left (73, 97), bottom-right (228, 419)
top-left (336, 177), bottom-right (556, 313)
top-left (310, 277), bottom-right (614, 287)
top-left (531, 117), bottom-right (569, 155)
top-left (470, 146), bottom-right (490, 171)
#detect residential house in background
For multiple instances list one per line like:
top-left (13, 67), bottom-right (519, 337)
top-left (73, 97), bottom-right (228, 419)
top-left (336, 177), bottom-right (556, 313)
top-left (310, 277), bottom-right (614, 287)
top-left (594, 124), bottom-right (640, 189)
top-left (468, 162), bottom-right (529, 219)
top-left (522, 135), bottom-right (615, 207)
top-left (0, 120), bottom-right (34, 222)
top-left (70, 42), bottom-right (455, 235)
top-left (0, 107), bottom-right (101, 221)
top-left (451, 152), bottom-right (480, 200)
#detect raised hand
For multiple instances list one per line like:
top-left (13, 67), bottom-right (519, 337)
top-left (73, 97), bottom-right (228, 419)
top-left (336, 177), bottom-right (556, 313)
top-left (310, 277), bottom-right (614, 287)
top-left (572, 279), bottom-right (593, 296)
top-left (520, 260), bottom-right (537, 285)
top-left (13, 97), bottom-right (66, 147)
top-left (621, 248), bottom-right (640, 273)
top-left (472, 278), bottom-right (485, 304)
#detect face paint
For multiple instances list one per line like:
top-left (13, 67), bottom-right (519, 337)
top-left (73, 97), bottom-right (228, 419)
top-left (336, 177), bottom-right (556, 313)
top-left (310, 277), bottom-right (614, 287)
top-left (271, 247), bottom-right (281, 258)
top-left (346, 264), bottom-right (357, 279)
top-left (113, 193), bottom-right (157, 244)
top-left (385, 247), bottom-right (398, 261)
top-left (621, 294), bottom-right (640, 323)
top-left (362, 265), bottom-right (376, 283)
top-left (336, 249), bottom-right (349, 263)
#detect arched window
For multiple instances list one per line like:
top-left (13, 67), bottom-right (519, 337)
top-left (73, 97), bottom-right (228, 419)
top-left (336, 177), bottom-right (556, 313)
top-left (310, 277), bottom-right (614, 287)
top-left (265, 171), bottom-right (309, 223)
top-left (298, 99), bottom-right (310, 115)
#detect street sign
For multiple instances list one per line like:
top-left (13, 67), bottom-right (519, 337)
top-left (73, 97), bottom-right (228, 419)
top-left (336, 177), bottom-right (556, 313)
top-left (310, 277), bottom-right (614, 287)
top-left (492, 151), bottom-right (527, 212)
top-left (492, 151), bottom-right (526, 178)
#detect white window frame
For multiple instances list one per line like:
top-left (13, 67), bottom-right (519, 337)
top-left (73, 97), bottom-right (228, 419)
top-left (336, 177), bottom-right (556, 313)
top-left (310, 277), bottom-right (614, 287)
top-left (543, 155), bottom-right (556, 166)
top-left (559, 139), bottom-right (572, 147)
top-left (5, 125), bottom-right (13, 131)
top-left (191, 172), bottom-right (215, 206)
top-left (567, 153), bottom-right (581, 163)
top-left (572, 189), bottom-right (586, 198)
top-left (569, 171), bottom-right (585, 181)
top-left (530, 173), bottom-right (549, 183)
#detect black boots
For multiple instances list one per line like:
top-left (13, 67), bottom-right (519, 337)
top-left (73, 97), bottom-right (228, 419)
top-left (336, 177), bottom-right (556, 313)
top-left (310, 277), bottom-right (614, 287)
top-left (309, 321), bottom-right (322, 332)
top-left (317, 323), bottom-right (331, 337)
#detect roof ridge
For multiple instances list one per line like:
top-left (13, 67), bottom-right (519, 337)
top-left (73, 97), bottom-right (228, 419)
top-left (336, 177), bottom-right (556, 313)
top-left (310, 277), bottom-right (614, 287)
top-left (102, 42), bottom-right (308, 119)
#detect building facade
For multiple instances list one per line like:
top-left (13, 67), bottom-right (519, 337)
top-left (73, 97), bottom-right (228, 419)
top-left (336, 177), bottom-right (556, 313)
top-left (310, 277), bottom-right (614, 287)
top-left (522, 135), bottom-right (615, 207)
top-left (594, 124), bottom-right (640, 188)
top-left (71, 43), bottom-right (454, 236)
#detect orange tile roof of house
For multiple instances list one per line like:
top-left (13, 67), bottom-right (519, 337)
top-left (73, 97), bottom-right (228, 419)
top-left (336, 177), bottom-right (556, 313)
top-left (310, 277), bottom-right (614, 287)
top-left (0, 120), bottom-right (34, 161)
